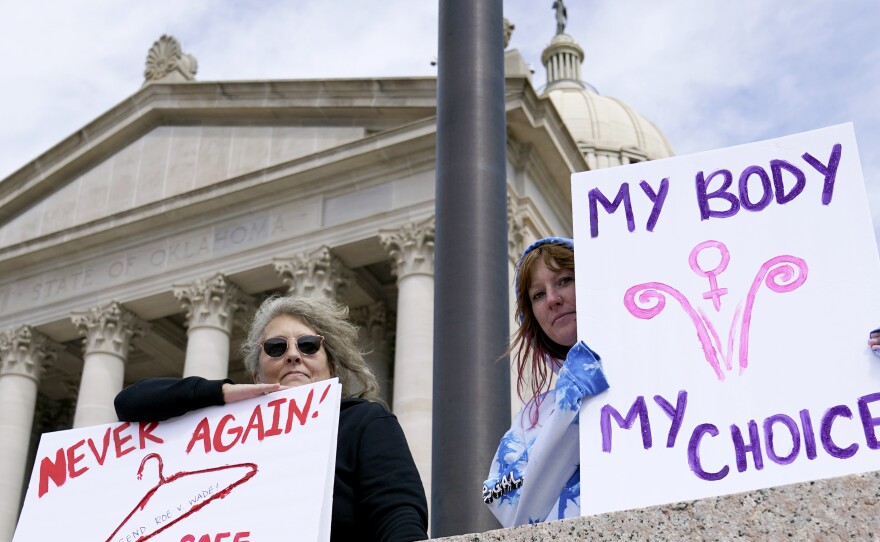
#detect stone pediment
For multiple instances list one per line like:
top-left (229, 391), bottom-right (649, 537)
top-left (0, 123), bottom-right (374, 248)
top-left (0, 76), bottom-right (585, 274)
top-left (0, 78), bottom-right (439, 246)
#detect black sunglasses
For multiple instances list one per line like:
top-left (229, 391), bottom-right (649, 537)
top-left (261, 335), bottom-right (325, 358)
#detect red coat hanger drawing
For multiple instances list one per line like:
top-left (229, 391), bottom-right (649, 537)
top-left (106, 453), bottom-right (258, 542)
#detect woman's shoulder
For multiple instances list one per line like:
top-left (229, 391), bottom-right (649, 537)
top-left (338, 398), bottom-right (401, 446)
top-left (340, 397), bottom-right (393, 419)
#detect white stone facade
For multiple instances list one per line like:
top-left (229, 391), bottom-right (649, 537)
top-left (0, 61), bottom-right (583, 540)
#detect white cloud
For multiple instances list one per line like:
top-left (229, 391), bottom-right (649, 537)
top-left (2, 0), bottom-right (878, 237)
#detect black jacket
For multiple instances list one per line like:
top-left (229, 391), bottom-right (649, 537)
top-left (115, 377), bottom-right (428, 542)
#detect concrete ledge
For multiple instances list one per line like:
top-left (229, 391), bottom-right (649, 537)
top-left (436, 471), bottom-right (880, 541)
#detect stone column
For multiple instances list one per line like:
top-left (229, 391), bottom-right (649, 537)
top-left (507, 196), bottom-right (527, 419)
top-left (273, 245), bottom-right (351, 299)
top-left (71, 302), bottom-right (148, 428)
top-left (174, 273), bottom-right (252, 380)
top-left (379, 216), bottom-right (435, 507)
top-left (351, 302), bottom-right (393, 403)
top-left (0, 327), bottom-right (58, 542)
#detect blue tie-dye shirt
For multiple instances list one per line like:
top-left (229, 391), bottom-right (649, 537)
top-left (482, 341), bottom-right (609, 527)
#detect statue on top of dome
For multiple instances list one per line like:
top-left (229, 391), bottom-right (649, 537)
top-left (552, 0), bottom-right (568, 35)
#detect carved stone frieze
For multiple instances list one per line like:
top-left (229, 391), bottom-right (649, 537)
top-left (0, 326), bottom-right (59, 381)
top-left (507, 195), bottom-right (526, 263)
top-left (503, 18), bottom-right (515, 49)
top-left (350, 302), bottom-right (388, 334)
top-left (143, 34), bottom-right (198, 84)
top-left (379, 217), bottom-right (435, 280)
top-left (173, 273), bottom-right (253, 334)
top-left (273, 246), bottom-right (352, 299)
top-left (71, 302), bottom-right (149, 358)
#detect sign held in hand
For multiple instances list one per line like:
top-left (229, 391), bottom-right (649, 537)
top-left (14, 379), bottom-right (341, 542)
top-left (573, 124), bottom-right (880, 516)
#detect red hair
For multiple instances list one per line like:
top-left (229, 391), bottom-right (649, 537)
top-left (509, 243), bottom-right (575, 426)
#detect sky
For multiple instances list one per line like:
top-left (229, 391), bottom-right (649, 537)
top-left (2, 0), bottom-right (879, 234)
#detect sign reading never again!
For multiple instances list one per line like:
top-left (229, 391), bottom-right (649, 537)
top-left (13, 380), bottom-right (341, 542)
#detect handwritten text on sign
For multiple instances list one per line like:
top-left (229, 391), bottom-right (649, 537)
top-left (14, 380), bottom-right (341, 542)
top-left (573, 124), bottom-right (880, 516)
top-left (600, 389), bottom-right (880, 482)
top-left (587, 143), bottom-right (840, 237)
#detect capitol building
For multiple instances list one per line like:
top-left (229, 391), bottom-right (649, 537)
top-left (0, 16), bottom-right (672, 540)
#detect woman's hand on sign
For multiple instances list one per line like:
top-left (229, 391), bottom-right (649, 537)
top-left (869, 329), bottom-right (880, 357)
top-left (222, 383), bottom-right (285, 403)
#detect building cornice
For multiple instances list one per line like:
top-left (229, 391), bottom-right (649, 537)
top-left (0, 78), bottom-right (440, 226)
top-left (0, 75), bottom-right (585, 288)
top-left (0, 117), bottom-right (439, 269)
top-left (504, 77), bottom-right (588, 201)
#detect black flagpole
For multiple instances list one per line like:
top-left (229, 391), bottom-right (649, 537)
top-left (433, 0), bottom-right (511, 536)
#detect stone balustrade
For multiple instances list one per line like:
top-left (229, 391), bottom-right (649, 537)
top-left (434, 471), bottom-right (880, 541)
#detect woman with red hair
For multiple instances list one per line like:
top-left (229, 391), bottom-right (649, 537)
top-left (482, 237), bottom-right (609, 526)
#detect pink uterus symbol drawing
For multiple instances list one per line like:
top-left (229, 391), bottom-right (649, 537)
top-left (623, 240), bottom-right (808, 381)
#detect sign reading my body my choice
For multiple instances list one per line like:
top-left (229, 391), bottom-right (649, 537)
top-left (13, 380), bottom-right (341, 542)
top-left (573, 124), bottom-right (880, 516)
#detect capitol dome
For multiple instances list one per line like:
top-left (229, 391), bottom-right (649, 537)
top-left (541, 32), bottom-right (675, 169)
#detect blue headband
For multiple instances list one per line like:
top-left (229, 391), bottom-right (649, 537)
top-left (514, 236), bottom-right (575, 299)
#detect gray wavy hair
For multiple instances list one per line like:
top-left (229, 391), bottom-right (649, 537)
top-left (241, 295), bottom-right (382, 402)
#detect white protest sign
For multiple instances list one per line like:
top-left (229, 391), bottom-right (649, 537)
top-left (573, 124), bottom-right (880, 516)
top-left (13, 379), bottom-right (341, 542)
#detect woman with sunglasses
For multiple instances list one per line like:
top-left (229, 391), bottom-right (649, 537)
top-left (115, 295), bottom-right (428, 542)
top-left (482, 237), bottom-right (609, 527)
